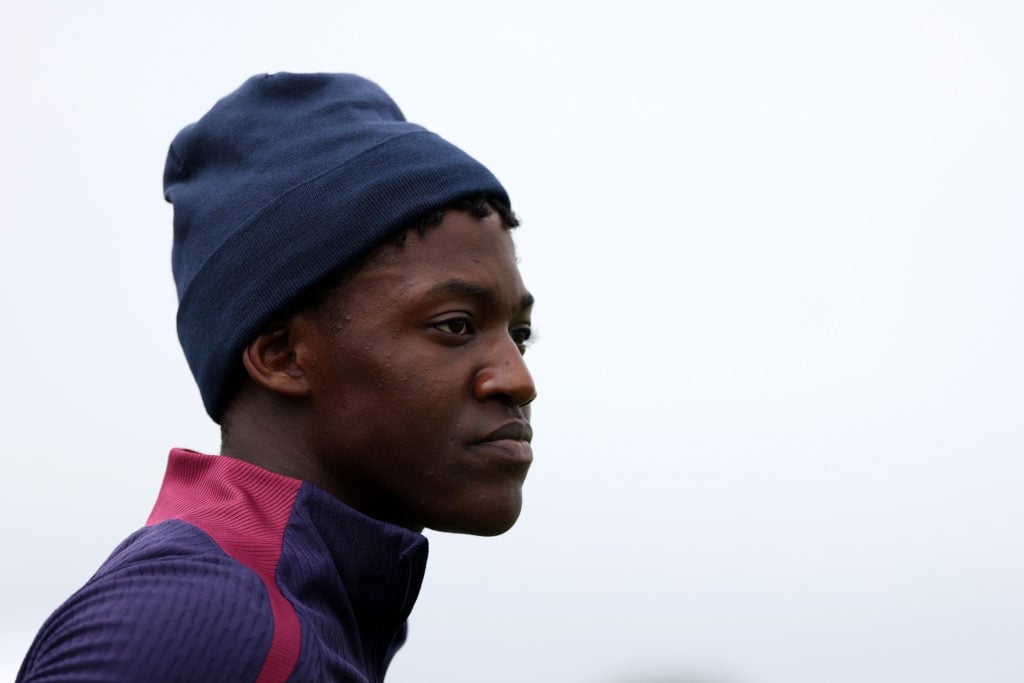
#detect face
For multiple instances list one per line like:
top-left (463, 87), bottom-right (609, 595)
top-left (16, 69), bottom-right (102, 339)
top-left (295, 209), bottom-right (536, 535)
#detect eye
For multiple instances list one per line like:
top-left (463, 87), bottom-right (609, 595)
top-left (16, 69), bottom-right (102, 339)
top-left (434, 317), bottom-right (476, 336)
top-left (511, 325), bottom-right (532, 351)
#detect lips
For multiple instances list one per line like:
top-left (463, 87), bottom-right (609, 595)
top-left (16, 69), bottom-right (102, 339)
top-left (470, 421), bottom-right (533, 465)
top-left (474, 421), bottom-right (533, 445)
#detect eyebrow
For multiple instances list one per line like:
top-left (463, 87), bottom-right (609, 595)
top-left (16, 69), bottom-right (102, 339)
top-left (428, 279), bottom-right (534, 313)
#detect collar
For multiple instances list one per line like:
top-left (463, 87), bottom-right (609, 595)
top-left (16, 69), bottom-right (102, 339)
top-left (148, 448), bottom-right (429, 665)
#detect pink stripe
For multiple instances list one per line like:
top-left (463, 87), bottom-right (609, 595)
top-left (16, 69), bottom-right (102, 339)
top-left (148, 449), bottom-right (304, 683)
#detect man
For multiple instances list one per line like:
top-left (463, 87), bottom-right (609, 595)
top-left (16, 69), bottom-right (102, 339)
top-left (18, 73), bottom-right (535, 682)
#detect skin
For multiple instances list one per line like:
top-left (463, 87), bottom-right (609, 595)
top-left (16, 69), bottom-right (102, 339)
top-left (222, 209), bottom-right (536, 536)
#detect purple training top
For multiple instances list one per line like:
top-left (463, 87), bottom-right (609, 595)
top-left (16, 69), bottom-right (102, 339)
top-left (18, 449), bottom-right (429, 682)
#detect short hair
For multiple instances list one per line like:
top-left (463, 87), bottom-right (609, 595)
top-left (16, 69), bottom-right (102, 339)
top-left (286, 195), bottom-right (519, 316)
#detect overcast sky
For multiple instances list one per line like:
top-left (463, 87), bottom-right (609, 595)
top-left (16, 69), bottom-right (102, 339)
top-left (2, 2), bottom-right (1022, 682)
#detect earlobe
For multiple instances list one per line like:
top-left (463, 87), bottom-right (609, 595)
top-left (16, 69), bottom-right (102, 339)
top-left (241, 323), bottom-right (311, 398)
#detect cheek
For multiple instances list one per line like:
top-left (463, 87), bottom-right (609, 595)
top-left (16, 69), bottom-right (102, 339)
top-left (314, 338), bottom-right (473, 436)
top-left (390, 369), bottom-right (473, 435)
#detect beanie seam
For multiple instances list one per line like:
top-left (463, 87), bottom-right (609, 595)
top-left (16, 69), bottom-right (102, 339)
top-left (167, 144), bottom-right (184, 173)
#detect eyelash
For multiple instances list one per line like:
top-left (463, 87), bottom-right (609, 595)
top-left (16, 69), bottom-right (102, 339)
top-left (434, 317), bottom-right (476, 336)
top-left (433, 317), bottom-right (534, 351)
top-left (511, 326), bottom-right (532, 347)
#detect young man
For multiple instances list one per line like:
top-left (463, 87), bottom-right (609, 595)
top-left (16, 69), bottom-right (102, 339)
top-left (18, 73), bottom-right (535, 682)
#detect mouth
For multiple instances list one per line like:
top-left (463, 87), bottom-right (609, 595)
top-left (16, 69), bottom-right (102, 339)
top-left (470, 421), bottom-right (534, 465)
top-left (476, 421), bottom-right (533, 444)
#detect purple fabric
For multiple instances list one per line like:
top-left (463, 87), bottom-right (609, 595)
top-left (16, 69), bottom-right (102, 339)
top-left (18, 450), bottom-right (428, 682)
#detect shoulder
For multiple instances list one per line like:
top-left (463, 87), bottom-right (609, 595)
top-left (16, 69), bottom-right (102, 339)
top-left (19, 520), bottom-right (275, 682)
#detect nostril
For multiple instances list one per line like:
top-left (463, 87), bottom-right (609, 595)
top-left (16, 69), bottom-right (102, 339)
top-left (472, 369), bottom-right (536, 406)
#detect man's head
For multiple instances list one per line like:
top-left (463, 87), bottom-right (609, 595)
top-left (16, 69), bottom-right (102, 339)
top-left (165, 72), bottom-right (512, 421)
top-left (165, 73), bottom-right (535, 535)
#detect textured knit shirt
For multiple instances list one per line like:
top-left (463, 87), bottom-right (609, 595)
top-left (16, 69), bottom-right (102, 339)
top-left (18, 449), bottom-right (429, 682)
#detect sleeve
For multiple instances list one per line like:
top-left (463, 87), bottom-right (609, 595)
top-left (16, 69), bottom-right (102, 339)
top-left (18, 536), bottom-right (276, 682)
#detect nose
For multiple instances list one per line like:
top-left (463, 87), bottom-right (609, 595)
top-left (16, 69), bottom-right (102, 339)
top-left (472, 336), bottom-right (537, 407)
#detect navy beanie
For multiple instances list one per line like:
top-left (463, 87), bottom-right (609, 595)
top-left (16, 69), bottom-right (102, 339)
top-left (165, 73), bottom-right (509, 421)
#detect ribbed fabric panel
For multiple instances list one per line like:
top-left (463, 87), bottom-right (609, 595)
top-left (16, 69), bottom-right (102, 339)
top-left (18, 449), bottom-right (429, 682)
top-left (17, 521), bottom-right (276, 682)
top-left (147, 449), bottom-right (303, 683)
top-left (277, 484), bottom-right (428, 682)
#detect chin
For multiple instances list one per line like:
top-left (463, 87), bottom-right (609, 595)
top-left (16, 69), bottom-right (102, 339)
top-left (428, 496), bottom-right (524, 536)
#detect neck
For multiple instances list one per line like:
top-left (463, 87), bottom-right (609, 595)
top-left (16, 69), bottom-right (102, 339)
top-left (220, 385), bottom-right (425, 534)
top-left (220, 383), bottom-right (316, 482)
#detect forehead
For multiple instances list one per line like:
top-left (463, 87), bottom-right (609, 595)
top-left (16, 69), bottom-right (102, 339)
top-left (330, 210), bottom-right (530, 313)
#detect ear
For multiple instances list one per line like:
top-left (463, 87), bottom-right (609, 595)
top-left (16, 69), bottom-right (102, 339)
top-left (241, 321), bottom-right (311, 398)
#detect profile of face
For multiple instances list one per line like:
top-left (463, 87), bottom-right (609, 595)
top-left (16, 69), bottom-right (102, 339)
top-left (293, 209), bottom-right (536, 535)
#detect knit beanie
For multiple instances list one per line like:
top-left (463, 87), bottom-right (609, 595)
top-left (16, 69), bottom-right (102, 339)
top-left (165, 73), bottom-right (509, 421)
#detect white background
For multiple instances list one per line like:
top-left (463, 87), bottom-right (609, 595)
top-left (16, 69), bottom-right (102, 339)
top-left (2, 2), bottom-right (1022, 682)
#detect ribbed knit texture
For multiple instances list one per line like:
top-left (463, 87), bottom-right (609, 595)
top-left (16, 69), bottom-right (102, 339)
top-left (164, 73), bottom-right (509, 420)
top-left (18, 449), bottom-right (428, 683)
